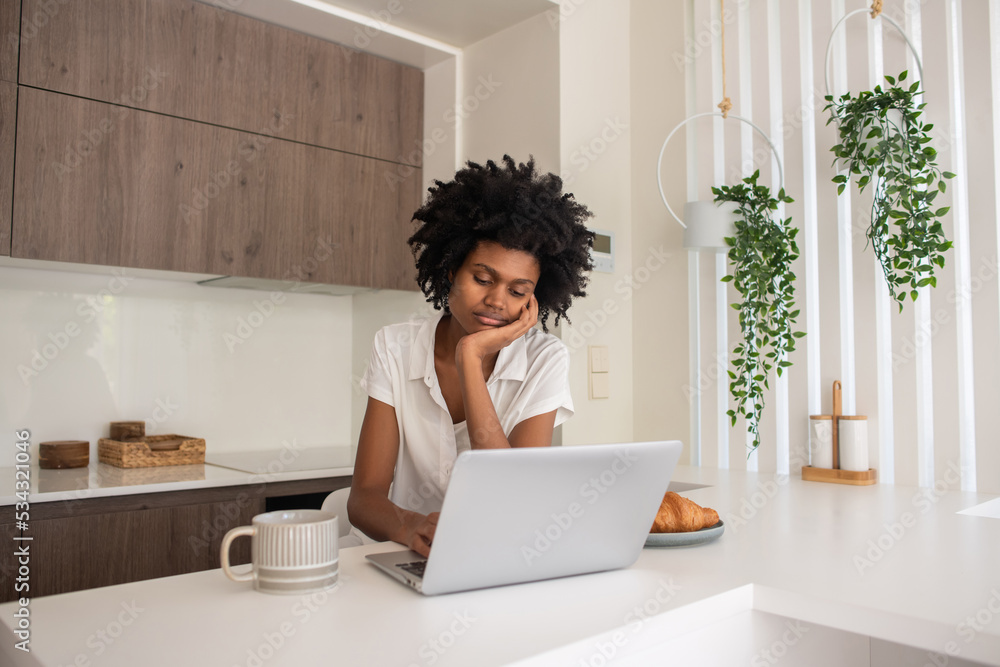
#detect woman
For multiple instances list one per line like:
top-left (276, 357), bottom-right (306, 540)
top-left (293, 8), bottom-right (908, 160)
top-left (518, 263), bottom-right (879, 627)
top-left (347, 156), bottom-right (595, 556)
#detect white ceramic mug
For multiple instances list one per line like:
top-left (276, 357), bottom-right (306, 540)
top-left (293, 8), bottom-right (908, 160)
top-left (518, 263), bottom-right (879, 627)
top-left (221, 509), bottom-right (339, 594)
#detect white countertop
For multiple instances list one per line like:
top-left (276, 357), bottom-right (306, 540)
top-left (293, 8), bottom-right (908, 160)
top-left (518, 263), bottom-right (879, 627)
top-left (2, 466), bottom-right (997, 666)
top-left (0, 446), bottom-right (354, 506)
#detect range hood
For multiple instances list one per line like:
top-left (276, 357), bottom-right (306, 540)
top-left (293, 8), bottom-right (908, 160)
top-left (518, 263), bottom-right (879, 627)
top-left (197, 275), bottom-right (372, 297)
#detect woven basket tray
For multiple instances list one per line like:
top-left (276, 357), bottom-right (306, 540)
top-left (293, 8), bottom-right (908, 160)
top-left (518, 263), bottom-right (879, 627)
top-left (98, 434), bottom-right (206, 468)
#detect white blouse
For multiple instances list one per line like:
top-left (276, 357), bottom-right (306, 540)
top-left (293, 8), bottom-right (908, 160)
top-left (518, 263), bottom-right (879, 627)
top-left (360, 311), bottom-right (574, 515)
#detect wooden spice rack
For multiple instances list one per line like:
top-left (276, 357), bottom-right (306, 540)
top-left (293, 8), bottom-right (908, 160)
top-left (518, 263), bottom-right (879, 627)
top-left (801, 381), bottom-right (877, 486)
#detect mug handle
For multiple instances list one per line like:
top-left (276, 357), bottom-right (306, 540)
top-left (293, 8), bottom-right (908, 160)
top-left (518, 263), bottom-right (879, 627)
top-left (221, 526), bottom-right (255, 582)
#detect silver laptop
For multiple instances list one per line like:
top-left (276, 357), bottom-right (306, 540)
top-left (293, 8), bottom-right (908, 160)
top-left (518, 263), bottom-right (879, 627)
top-left (366, 440), bottom-right (683, 595)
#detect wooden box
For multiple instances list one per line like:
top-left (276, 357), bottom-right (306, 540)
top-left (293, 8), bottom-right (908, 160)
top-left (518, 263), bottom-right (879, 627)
top-left (98, 435), bottom-right (206, 468)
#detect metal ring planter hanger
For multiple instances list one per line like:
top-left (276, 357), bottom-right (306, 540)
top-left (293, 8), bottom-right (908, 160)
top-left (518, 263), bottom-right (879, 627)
top-left (823, 8), bottom-right (924, 101)
top-left (656, 112), bottom-right (784, 231)
top-left (656, 0), bottom-right (784, 250)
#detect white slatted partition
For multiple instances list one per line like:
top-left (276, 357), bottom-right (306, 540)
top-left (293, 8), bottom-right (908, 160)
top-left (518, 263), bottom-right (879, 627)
top-left (944, 0), bottom-right (976, 491)
top-left (797, 0), bottom-right (822, 421)
top-left (737, 0), bottom-right (758, 471)
top-left (867, 11), bottom-right (896, 485)
top-left (765, 0), bottom-right (790, 475)
top-left (831, 0), bottom-right (858, 417)
top-left (680, 0), bottom-right (996, 492)
top-left (906, 2), bottom-right (930, 489)
top-left (684, 0), bottom-right (702, 467)
top-left (711, 0), bottom-right (730, 469)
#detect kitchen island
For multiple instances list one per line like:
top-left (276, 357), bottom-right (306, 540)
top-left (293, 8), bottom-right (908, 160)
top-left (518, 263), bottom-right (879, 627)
top-left (1, 465), bottom-right (997, 666)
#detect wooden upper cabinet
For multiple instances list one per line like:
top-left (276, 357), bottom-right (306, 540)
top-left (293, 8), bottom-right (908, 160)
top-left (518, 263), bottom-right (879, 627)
top-left (17, 0), bottom-right (423, 167)
top-left (0, 81), bottom-right (14, 256)
top-left (13, 87), bottom-right (419, 289)
top-left (0, 0), bottom-right (17, 83)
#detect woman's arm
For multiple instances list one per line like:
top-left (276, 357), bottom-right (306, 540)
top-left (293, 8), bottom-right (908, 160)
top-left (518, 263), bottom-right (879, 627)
top-left (456, 295), bottom-right (557, 449)
top-left (347, 397), bottom-right (438, 557)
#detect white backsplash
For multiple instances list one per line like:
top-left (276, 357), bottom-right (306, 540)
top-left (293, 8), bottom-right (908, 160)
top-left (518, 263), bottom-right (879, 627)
top-left (0, 264), bottom-right (355, 458)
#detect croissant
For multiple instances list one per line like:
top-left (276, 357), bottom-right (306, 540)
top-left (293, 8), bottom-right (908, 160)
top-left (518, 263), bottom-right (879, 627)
top-left (650, 492), bottom-right (719, 533)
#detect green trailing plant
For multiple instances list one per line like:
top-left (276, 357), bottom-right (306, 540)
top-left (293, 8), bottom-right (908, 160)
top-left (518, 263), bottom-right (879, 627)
top-left (825, 70), bottom-right (955, 308)
top-left (713, 170), bottom-right (803, 452)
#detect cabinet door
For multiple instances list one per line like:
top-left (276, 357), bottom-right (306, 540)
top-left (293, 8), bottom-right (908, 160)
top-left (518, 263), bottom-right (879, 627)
top-left (0, 0), bottom-right (17, 84)
top-left (0, 81), bottom-right (13, 256)
top-left (12, 87), bottom-right (420, 288)
top-left (17, 0), bottom-right (423, 167)
top-left (25, 498), bottom-right (264, 599)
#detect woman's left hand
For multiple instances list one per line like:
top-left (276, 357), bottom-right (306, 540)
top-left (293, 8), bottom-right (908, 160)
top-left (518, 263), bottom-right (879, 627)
top-left (456, 294), bottom-right (538, 364)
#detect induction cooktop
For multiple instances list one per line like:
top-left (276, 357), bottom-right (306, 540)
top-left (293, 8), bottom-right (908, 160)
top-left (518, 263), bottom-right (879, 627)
top-left (205, 446), bottom-right (353, 474)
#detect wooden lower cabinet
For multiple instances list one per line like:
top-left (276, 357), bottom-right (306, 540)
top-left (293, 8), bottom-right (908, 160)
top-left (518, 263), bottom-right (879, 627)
top-left (12, 87), bottom-right (420, 290)
top-left (0, 476), bottom-right (350, 602)
top-left (27, 498), bottom-right (265, 599)
top-left (0, 81), bottom-right (14, 256)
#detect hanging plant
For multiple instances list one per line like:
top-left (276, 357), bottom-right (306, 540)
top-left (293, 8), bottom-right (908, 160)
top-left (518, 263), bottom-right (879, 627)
top-left (825, 70), bottom-right (955, 308)
top-left (713, 171), bottom-right (803, 452)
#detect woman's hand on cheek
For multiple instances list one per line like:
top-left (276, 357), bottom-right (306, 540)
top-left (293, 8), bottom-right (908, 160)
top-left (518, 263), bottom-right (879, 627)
top-left (456, 294), bottom-right (538, 364)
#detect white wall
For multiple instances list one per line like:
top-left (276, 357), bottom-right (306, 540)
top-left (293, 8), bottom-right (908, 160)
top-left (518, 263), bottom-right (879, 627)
top-left (630, 1), bottom-right (691, 458)
top-left (0, 263), bottom-right (354, 458)
top-left (460, 12), bottom-right (560, 175)
top-left (557, 0), bottom-right (637, 446)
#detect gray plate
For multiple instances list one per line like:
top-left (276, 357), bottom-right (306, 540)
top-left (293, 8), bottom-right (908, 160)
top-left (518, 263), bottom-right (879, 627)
top-left (644, 520), bottom-right (725, 547)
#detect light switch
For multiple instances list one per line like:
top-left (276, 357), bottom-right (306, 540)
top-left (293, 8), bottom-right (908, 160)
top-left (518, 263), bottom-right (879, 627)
top-left (590, 371), bottom-right (610, 399)
top-left (589, 345), bottom-right (609, 373)
top-left (588, 345), bottom-right (610, 399)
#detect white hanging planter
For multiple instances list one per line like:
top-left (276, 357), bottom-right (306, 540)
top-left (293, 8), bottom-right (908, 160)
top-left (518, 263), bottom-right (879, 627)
top-left (682, 200), bottom-right (739, 252)
top-left (656, 111), bottom-right (784, 252)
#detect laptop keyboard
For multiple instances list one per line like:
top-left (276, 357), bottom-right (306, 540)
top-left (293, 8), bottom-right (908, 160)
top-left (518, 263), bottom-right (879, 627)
top-left (396, 560), bottom-right (427, 578)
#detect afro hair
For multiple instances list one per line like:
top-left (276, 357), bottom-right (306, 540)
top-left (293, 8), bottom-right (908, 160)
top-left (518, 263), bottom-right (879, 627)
top-left (407, 155), bottom-right (594, 331)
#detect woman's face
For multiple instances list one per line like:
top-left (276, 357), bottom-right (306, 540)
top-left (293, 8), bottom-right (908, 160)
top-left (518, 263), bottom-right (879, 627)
top-left (448, 241), bottom-right (541, 335)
